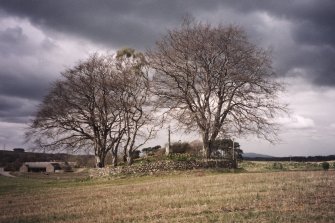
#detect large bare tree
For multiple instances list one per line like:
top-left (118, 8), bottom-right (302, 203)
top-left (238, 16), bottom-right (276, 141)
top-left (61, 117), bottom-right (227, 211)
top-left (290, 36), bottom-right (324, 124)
top-left (27, 50), bottom-right (153, 167)
top-left (115, 48), bottom-right (156, 165)
top-left (148, 19), bottom-right (286, 158)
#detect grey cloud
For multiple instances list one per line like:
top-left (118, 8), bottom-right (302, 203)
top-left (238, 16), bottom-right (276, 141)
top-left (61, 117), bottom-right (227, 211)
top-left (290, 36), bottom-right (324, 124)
top-left (0, 0), bottom-right (227, 49)
top-left (0, 1), bottom-right (335, 114)
top-left (221, 0), bottom-right (335, 85)
top-left (1, 0), bottom-right (334, 86)
top-left (274, 42), bottom-right (335, 86)
top-left (0, 19), bottom-right (57, 56)
top-left (0, 0), bottom-right (188, 49)
top-left (0, 17), bottom-right (60, 124)
top-left (303, 46), bottom-right (335, 86)
top-left (0, 26), bottom-right (29, 56)
top-left (0, 96), bottom-right (38, 123)
top-left (0, 0), bottom-right (334, 154)
top-left (0, 26), bottom-right (26, 43)
top-left (0, 25), bottom-right (55, 100)
top-left (0, 72), bottom-right (50, 100)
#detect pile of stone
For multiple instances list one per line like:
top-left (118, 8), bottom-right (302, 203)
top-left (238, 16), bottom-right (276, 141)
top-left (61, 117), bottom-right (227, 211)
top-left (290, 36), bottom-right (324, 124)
top-left (95, 160), bottom-right (232, 177)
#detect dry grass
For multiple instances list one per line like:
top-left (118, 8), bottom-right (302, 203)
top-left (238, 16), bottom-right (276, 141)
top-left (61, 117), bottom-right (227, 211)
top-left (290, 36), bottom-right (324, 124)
top-left (240, 160), bottom-right (335, 172)
top-left (1, 170), bottom-right (335, 222)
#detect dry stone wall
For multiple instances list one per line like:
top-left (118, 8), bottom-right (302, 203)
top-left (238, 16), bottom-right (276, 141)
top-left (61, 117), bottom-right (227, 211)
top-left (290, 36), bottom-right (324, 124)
top-left (90, 160), bottom-right (235, 177)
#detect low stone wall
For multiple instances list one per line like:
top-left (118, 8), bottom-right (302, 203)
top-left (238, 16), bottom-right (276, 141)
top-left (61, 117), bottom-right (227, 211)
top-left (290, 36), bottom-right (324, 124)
top-left (90, 160), bottom-right (235, 177)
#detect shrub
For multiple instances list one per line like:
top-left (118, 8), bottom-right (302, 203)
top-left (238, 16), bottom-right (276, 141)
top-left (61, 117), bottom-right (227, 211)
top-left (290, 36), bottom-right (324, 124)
top-left (322, 162), bottom-right (330, 171)
top-left (131, 150), bottom-right (141, 159)
top-left (142, 145), bottom-right (161, 156)
top-left (154, 148), bottom-right (166, 157)
top-left (189, 140), bottom-right (203, 156)
top-left (168, 153), bottom-right (196, 161)
top-left (170, 142), bottom-right (192, 154)
top-left (62, 162), bottom-right (73, 172)
top-left (272, 162), bottom-right (283, 170)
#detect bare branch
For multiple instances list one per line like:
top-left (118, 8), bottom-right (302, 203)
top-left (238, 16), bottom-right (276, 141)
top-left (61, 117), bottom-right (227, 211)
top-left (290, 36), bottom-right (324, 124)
top-left (148, 19), bottom-right (287, 158)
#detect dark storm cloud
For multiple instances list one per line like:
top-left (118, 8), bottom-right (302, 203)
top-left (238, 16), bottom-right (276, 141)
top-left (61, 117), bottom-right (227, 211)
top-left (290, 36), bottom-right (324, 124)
top-left (0, 22), bottom-right (54, 101)
top-left (0, 0), bottom-right (220, 125)
top-left (0, 0), bottom-right (335, 127)
top-left (220, 0), bottom-right (335, 86)
top-left (0, 0), bottom-right (233, 49)
top-left (0, 14), bottom-right (59, 123)
top-left (0, 0), bottom-right (334, 154)
top-left (0, 95), bottom-right (39, 123)
top-left (1, 0), bottom-right (334, 86)
top-left (0, 72), bottom-right (49, 100)
top-left (0, 0), bottom-right (208, 49)
top-left (0, 70), bottom-right (50, 123)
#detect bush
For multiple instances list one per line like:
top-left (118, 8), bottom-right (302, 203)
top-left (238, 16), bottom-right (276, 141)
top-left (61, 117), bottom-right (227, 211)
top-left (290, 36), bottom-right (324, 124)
top-left (168, 153), bottom-right (196, 162)
top-left (170, 142), bottom-right (192, 154)
top-left (154, 148), bottom-right (166, 158)
top-left (142, 145), bottom-right (161, 156)
top-left (132, 150), bottom-right (141, 159)
top-left (272, 162), bottom-right (283, 170)
top-left (322, 162), bottom-right (330, 171)
top-left (189, 140), bottom-right (203, 156)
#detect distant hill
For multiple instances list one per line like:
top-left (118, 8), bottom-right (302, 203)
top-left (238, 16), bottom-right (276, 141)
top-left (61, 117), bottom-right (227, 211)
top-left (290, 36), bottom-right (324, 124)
top-left (243, 152), bottom-right (273, 158)
top-left (243, 152), bottom-right (335, 162)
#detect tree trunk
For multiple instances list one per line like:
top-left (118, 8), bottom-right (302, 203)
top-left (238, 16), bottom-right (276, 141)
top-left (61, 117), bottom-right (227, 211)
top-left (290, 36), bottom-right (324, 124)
top-left (234, 159), bottom-right (238, 169)
top-left (126, 156), bottom-right (133, 165)
top-left (95, 156), bottom-right (102, 168)
top-left (202, 141), bottom-right (211, 159)
top-left (100, 154), bottom-right (106, 168)
top-left (202, 133), bottom-right (211, 159)
top-left (95, 145), bottom-right (106, 168)
top-left (123, 153), bottom-right (127, 163)
top-left (112, 156), bottom-right (118, 167)
top-left (126, 149), bottom-right (133, 165)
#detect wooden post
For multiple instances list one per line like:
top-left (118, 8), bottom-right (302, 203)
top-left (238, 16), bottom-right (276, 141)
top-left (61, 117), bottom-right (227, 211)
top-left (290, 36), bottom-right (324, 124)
top-left (232, 138), bottom-right (235, 161)
top-left (166, 125), bottom-right (171, 155)
top-left (232, 138), bottom-right (237, 168)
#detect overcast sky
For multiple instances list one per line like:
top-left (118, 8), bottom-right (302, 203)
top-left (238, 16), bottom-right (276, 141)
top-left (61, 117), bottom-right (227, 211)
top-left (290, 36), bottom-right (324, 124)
top-left (0, 0), bottom-right (334, 156)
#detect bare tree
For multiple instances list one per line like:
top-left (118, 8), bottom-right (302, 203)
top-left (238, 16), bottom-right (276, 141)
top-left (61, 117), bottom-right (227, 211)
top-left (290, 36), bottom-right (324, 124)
top-left (27, 50), bottom-right (153, 167)
top-left (148, 19), bottom-right (286, 158)
top-left (115, 48), bottom-right (156, 165)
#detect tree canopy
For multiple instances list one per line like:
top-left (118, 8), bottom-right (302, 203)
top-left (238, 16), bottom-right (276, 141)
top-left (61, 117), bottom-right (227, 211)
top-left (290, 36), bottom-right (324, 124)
top-left (28, 19), bottom-right (287, 165)
top-left (27, 49), bottom-right (154, 167)
top-left (148, 19), bottom-right (286, 158)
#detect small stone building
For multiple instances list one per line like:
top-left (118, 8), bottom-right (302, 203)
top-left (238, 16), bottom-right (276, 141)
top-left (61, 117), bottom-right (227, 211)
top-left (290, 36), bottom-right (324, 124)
top-left (19, 162), bottom-right (65, 173)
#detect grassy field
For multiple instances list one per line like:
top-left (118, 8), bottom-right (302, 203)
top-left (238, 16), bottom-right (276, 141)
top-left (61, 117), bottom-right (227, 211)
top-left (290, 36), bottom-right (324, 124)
top-left (1, 166), bottom-right (335, 222)
top-left (239, 160), bottom-right (335, 172)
